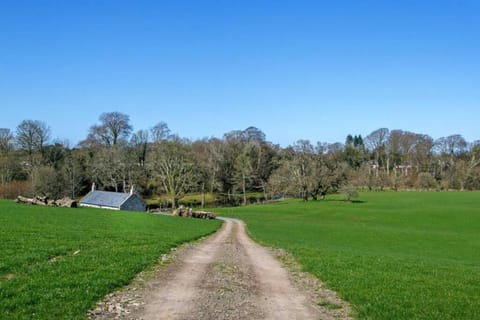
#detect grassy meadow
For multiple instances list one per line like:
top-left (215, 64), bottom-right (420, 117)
top-left (216, 192), bottom-right (480, 320)
top-left (146, 191), bottom-right (266, 208)
top-left (0, 201), bottom-right (221, 319)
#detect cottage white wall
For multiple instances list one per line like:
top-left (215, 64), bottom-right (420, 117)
top-left (79, 203), bottom-right (120, 210)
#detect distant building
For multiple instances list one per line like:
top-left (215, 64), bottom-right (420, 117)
top-left (79, 183), bottom-right (146, 212)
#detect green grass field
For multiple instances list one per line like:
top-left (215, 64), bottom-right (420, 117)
top-left (216, 192), bottom-right (480, 320)
top-left (0, 201), bottom-right (221, 319)
top-left (145, 191), bottom-right (265, 208)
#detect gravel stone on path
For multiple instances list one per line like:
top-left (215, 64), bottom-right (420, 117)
top-left (88, 219), bottom-right (352, 320)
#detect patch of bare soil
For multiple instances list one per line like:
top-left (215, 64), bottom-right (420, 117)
top-left (88, 219), bottom-right (352, 320)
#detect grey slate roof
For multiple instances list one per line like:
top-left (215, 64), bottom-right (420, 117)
top-left (80, 190), bottom-right (132, 208)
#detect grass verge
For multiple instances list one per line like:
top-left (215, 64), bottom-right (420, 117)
top-left (216, 192), bottom-right (480, 319)
top-left (0, 201), bottom-right (221, 319)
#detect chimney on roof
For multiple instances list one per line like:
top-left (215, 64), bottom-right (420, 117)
top-left (130, 185), bottom-right (134, 195)
top-left (92, 182), bottom-right (96, 191)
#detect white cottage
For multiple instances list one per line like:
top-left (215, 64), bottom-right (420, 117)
top-left (79, 183), bottom-right (146, 212)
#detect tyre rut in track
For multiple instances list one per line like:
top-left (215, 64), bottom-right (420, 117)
top-left (89, 219), bottom-right (352, 320)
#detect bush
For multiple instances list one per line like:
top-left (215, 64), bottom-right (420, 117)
top-left (339, 185), bottom-right (359, 202)
top-left (416, 172), bottom-right (437, 190)
top-left (32, 166), bottom-right (67, 199)
top-left (0, 180), bottom-right (31, 199)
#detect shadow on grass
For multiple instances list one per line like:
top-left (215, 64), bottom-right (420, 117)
top-left (322, 199), bottom-right (367, 204)
top-left (350, 199), bottom-right (366, 204)
top-left (278, 198), bottom-right (367, 204)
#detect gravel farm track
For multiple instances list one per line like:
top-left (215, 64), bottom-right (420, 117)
top-left (89, 218), bottom-right (352, 320)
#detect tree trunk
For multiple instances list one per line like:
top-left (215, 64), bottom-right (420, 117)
top-left (56, 197), bottom-right (77, 208)
top-left (386, 156), bottom-right (390, 176)
top-left (15, 196), bottom-right (76, 208)
top-left (242, 171), bottom-right (247, 206)
top-left (71, 171), bottom-right (75, 199)
top-left (302, 186), bottom-right (308, 201)
top-left (171, 195), bottom-right (177, 209)
top-left (201, 183), bottom-right (206, 209)
top-left (16, 196), bottom-right (47, 206)
top-left (261, 180), bottom-right (267, 201)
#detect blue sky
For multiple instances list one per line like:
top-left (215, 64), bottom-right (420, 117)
top-left (1, 0), bottom-right (479, 146)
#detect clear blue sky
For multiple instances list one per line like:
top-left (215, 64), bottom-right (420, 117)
top-left (1, 0), bottom-right (479, 146)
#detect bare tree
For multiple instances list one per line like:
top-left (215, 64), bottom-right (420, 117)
top-left (130, 130), bottom-right (149, 166)
top-left (243, 126), bottom-right (266, 142)
top-left (365, 128), bottom-right (390, 151)
top-left (15, 120), bottom-right (51, 177)
top-left (289, 140), bottom-right (315, 200)
top-left (398, 131), bottom-right (417, 164)
top-left (91, 146), bottom-right (126, 192)
top-left (84, 144), bottom-right (139, 193)
top-left (267, 141), bottom-right (345, 201)
top-left (268, 141), bottom-right (315, 200)
top-left (412, 134), bottom-right (434, 168)
top-left (192, 138), bottom-right (224, 207)
top-left (387, 130), bottom-right (418, 168)
top-left (15, 120), bottom-right (50, 156)
top-left (234, 146), bottom-right (253, 205)
top-left (267, 159), bottom-right (297, 197)
top-left (218, 130), bottom-right (245, 203)
top-left (151, 121), bottom-right (172, 143)
top-left (84, 112), bottom-right (133, 146)
top-left (217, 127), bottom-right (271, 204)
top-left (458, 142), bottom-right (480, 190)
top-left (0, 128), bottom-right (14, 152)
top-left (62, 150), bottom-right (85, 199)
top-left (365, 128), bottom-right (390, 174)
top-left (32, 165), bottom-right (66, 199)
top-left (0, 129), bottom-right (16, 184)
top-left (149, 140), bottom-right (196, 208)
top-left (435, 134), bottom-right (467, 158)
top-left (249, 141), bottom-right (278, 199)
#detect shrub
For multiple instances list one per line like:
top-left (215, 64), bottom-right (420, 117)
top-left (0, 180), bottom-right (31, 199)
top-left (339, 185), bottom-right (359, 202)
top-left (416, 172), bottom-right (437, 190)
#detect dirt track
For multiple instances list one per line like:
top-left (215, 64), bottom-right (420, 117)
top-left (89, 218), bottom-right (351, 320)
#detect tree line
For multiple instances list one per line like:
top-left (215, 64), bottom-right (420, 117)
top-left (1, 112), bottom-right (479, 207)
